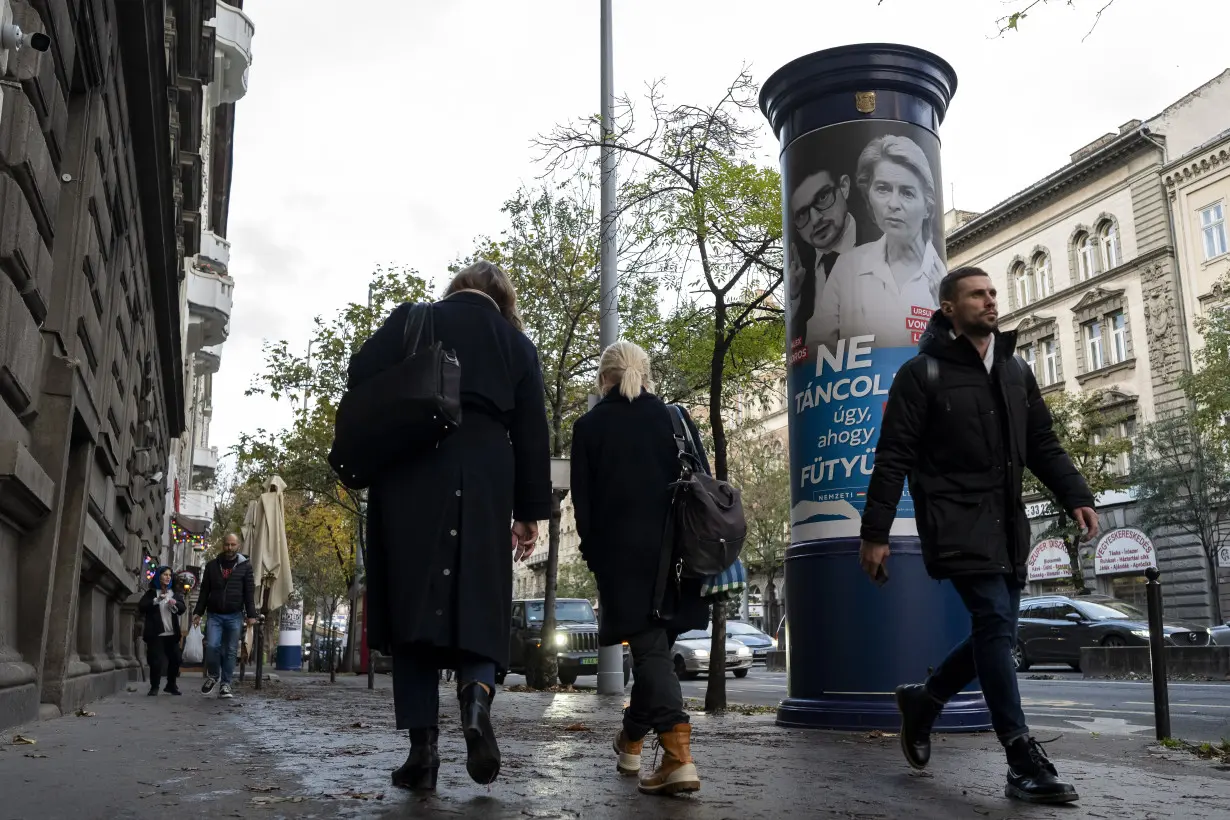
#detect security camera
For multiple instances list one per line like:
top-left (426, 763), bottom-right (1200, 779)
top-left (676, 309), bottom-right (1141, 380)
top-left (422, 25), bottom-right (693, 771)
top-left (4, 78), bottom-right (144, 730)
top-left (151, 471), bottom-right (165, 482)
top-left (0, 25), bottom-right (50, 53)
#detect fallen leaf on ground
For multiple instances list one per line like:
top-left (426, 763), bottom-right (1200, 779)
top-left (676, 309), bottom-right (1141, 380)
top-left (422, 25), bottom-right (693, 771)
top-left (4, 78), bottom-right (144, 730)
top-left (251, 796), bottom-right (303, 805)
top-left (565, 723), bottom-right (590, 732)
top-left (245, 785), bottom-right (279, 793)
top-left (24, 753), bottom-right (48, 759)
top-left (350, 722), bottom-right (370, 729)
top-left (11, 735), bottom-right (36, 745)
top-left (179, 766), bottom-right (201, 772)
top-left (83, 749), bottom-right (96, 753)
top-left (75, 709), bottom-right (96, 717)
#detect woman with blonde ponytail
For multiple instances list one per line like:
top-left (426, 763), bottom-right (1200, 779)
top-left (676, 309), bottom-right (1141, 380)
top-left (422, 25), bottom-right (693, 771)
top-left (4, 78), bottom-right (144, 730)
top-left (571, 340), bottom-right (710, 797)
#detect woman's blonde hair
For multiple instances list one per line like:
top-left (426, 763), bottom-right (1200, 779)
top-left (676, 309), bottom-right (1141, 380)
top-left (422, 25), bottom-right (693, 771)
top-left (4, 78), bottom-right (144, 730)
top-left (444, 260), bottom-right (524, 331)
top-left (597, 341), bottom-right (654, 401)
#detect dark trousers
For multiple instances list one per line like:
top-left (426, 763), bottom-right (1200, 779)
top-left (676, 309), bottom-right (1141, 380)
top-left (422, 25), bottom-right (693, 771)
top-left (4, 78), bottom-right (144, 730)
top-left (392, 644), bottom-right (496, 730)
top-left (146, 635), bottom-right (181, 690)
top-left (623, 628), bottom-right (689, 741)
top-left (926, 573), bottom-right (1029, 744)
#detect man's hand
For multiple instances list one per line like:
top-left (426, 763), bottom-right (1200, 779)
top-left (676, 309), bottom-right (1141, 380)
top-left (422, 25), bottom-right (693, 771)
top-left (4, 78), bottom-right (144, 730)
top-left (1073, 507), bottom-right (1100, 542)
top-left (192, 614), bottom-right (202, 627)
top-left (859, 540), bottom-right (890, 583)
top-left (246, 618), bottom-right (259, 627)
top-left (788, 241), bottom-right (806, 301)
top-left (512, 520), bottom-right (538, 562)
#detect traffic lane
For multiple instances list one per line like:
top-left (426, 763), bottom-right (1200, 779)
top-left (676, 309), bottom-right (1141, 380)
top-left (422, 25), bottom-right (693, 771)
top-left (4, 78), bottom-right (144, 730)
top-left (1020, 677), bottom-right (1230, 743)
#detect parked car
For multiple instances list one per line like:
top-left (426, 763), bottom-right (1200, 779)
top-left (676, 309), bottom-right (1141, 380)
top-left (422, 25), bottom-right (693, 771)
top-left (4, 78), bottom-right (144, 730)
top-left (671, 629), bottom-right (754, 679)
top-left (1211, 621), bottom-right (1230, 647)
top-left (776, 616), bottom-right (787, 653)
top-left (501, 598), bottom-right (630, 687)
top-left (712, 620), bottom-right (776, 663)
top-left (1015, 594), bottom-right (1212, 672)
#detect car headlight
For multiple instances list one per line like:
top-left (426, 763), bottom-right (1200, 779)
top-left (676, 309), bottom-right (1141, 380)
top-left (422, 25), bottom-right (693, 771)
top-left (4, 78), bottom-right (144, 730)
top-left (688, 648), bottom-right (709, 658)
top-left (770, 638), bottom-right (778, 649)
top-left (1130, 629), bottom-right (1150, 639)
top-left (736, 646), bottom-right (752, 657)
top-left (554, 633), bottom-right (568, 648)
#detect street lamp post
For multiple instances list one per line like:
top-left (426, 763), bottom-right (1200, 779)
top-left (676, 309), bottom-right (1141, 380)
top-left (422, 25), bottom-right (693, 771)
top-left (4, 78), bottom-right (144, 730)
top-left (594, 0), bottom-right (624, 696)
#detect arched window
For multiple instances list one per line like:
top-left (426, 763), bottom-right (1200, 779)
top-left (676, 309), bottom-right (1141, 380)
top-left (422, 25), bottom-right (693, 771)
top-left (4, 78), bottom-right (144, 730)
top-left (1074, 231), bottom-right (1097, 281)
top-left (1012, 261), bottom-right (1033, 308)
top-left (1097, 220), bottom-right (1120, 270)
top-left (1033, 251), bottom-right (1053, 299)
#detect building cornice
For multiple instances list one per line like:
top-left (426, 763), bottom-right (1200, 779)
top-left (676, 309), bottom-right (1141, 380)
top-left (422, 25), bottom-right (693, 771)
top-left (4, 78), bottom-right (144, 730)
top-left (1162, 132), bottom-right (1230, 192)
top-left (947, 129), bottom-right (1160, 254)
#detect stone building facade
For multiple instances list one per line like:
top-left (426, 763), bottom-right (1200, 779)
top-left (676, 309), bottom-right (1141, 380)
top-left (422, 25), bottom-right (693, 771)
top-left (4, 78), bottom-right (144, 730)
top-left (0, 0), bottom-right (238, 732)
top-left (946, 70), bottom-right (1230, 623)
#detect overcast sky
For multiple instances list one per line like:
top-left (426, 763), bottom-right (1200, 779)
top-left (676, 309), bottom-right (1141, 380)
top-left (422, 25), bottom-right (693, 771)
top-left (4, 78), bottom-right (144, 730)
top-left (211, 0), bottom-right (1229, 473)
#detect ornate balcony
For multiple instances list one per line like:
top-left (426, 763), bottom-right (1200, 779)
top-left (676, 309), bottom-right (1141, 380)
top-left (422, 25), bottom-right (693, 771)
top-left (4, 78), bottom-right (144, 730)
top-left (211, 2), bottom-right (254, 106)
top-left (192, 446), bottom-right (219, 475)
top-left (180, 488), bottom-right (217, 521)
top-left (199, 230), bottom-right (230, 274)
top-left (195, 344), bottom-right (223, 375)
top-left (187, 268), bottom-right (233, 353)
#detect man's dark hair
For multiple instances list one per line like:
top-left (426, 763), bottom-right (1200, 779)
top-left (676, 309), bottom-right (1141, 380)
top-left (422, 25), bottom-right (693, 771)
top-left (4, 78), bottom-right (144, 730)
top-left (939, 266), bottom-right (991, 303)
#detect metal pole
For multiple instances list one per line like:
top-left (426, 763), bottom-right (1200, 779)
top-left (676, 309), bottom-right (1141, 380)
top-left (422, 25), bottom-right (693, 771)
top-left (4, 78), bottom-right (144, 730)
top-left (1144, 568), bottom-right (1171, 740)
top-left (254, 581), bottom-right (272, 690)
top-left (595, 0), bottom-right (624, 696)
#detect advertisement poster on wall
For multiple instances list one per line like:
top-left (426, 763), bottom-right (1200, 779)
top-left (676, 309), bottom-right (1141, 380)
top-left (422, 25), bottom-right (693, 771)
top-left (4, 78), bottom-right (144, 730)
top-left (1093, 528), bottom-right (1157, 576)
top-left (784, 121), bottom-right (947, 544)
top-left (1026, 539), bottom-right (1072, 582)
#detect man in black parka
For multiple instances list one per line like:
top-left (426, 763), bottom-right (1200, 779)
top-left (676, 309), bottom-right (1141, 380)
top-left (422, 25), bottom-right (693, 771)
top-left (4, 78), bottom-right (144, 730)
top-left (858, 267), bottom-right (1099, 805)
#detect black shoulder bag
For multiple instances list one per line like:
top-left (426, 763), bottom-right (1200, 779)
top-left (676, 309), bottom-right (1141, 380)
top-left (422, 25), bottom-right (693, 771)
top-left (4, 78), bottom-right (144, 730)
top-left (328, 303), bottom-right (462, 490)
top-left (651, 405), bottom-right (747, 620)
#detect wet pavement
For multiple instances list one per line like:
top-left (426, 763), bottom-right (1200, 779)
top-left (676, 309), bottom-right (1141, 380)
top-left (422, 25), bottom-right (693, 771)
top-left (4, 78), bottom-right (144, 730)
top-left (2, 671), bottom-right (1229, 819)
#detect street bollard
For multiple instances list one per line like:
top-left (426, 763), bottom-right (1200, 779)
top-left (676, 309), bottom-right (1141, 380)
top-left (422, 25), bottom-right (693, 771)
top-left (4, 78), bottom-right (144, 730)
top-left (1145, 567), bottom-right (1171, 740)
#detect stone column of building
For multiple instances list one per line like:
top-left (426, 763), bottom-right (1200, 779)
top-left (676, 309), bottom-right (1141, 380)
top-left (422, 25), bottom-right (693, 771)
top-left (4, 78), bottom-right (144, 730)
top-left (0, 1), bottom-right (219, 730)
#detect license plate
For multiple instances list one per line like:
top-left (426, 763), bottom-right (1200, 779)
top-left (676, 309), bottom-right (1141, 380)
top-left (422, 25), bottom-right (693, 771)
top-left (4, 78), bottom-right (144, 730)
top-left (581, 657), bottom-right (598, 665)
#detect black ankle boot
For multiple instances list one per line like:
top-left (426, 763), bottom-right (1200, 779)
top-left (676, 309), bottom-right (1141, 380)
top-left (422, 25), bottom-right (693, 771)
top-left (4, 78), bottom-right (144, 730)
top-left (391, 727), bottom-right (439, 791)
top-left (895, 684), bottom-right (942, 769)
top-left (459, 682), bottom-right (500, 785)
top-left (1005, 736), bottom-right (1079, 804)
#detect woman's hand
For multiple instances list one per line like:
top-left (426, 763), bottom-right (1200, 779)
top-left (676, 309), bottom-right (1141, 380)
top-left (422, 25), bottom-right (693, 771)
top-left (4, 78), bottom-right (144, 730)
top-left (511, 520), bottom-right (539, 562)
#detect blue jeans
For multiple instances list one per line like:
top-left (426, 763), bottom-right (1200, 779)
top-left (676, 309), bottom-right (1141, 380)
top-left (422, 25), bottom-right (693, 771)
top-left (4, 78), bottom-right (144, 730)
top-left (926, 574), bottom-right (1029, 745)
top-left (205, 612), bottom-right (244, 685)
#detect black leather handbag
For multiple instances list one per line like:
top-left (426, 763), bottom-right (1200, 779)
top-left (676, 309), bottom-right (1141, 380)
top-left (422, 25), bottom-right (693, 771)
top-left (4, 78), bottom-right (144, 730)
top-left (328, 303), bottom-right (462, 490)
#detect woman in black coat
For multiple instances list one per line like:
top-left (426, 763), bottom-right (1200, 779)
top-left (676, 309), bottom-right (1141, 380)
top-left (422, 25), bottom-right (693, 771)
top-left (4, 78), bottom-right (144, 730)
top-left (138, 566), bottom-right (186, 696)
top-left (348, 261), bottom-right (551, 791)
top-left (570, 341), bottom-right (709, 798)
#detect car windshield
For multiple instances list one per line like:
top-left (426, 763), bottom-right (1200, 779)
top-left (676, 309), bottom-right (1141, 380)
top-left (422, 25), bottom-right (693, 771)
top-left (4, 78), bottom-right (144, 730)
top-left (526, 600), bottom-right (596, 624)
top-left (678, 630), bottom-right (709, 641)
top-left (1077, 599), bottom-right (1147, 621)
top-left (724, 622), bottom-right (765, 637)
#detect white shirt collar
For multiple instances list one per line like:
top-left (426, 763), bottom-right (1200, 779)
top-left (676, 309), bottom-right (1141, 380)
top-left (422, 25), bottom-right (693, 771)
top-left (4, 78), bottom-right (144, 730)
top-left (950, 330), bottom-right (996, 374)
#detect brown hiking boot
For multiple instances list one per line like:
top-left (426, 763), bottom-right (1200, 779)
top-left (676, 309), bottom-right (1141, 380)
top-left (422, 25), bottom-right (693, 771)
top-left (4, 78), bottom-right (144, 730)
top-left (614, 729), bottom-right (643, 776)
top-left (638, 723), bottom-right (700, 796)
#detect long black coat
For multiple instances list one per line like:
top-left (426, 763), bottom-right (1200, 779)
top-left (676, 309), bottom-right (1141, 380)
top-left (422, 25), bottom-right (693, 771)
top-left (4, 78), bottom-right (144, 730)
top-left (351, 292), bottom-right (551, 669)
top-left (862, 311), bottom-right (1094, 582)
top-left (570, 392), bottom-right (709, 644)
top-left (138, 584), bottom-right (186, 643)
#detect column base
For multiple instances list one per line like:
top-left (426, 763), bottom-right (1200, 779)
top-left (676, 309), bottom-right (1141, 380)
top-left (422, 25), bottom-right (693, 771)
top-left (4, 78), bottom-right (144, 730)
top-left (776, 691), bottom-right (991, 732)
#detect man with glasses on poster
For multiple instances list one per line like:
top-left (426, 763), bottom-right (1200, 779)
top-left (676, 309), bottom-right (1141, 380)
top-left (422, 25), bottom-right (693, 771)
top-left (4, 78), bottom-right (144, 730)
top-left (788, 168), bottom-right (859, 350)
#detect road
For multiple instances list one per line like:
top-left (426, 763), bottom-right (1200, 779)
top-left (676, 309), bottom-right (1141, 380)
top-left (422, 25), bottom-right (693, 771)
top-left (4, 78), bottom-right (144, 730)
top-left (504, 665), bottom-right (1230, 743)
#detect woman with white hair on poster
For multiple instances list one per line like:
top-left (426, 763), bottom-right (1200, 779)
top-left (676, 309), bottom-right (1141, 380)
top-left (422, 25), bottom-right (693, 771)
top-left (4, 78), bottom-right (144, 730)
top-left (570, 341), bottom-right (710, 797)
top-left (814, 134), bottom-right (948, 352)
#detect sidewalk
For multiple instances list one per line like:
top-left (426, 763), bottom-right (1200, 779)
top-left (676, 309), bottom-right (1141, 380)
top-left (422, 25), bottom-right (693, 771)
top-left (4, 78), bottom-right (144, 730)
top-left (2, 671), bottom-right (1228, 819)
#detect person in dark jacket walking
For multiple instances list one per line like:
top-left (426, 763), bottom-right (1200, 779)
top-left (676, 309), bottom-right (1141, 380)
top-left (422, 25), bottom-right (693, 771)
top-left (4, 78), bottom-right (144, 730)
top-left (571, 341), bottom-right (709, 797)
top-left (858, 267), bottom-right (1099, 805)
top-left (350, 261), bottom-right (551, 792)
top-left (191, 533), bottom-right (258, 699)
top-left (139, 566), bottom-right (186, 696)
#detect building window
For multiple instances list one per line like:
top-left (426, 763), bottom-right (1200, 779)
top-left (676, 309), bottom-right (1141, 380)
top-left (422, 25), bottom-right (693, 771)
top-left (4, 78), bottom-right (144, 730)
top-left (1075, 232), bottom-right (1097, 281)
top-left (1202, 202), bottom-right (1228, 260)
top-left (1084, 320), bottom-right (1104, 371)
top-left (1033, 252), bottom-right (1053, 299)
top-left (1093, 418), bottom-right (1135, 476)
top-left (1013, 261), bottom-right (1033, 308)
top-left (1097, 220), bottom-right (1120, 270)
top-left (1108, 310), bottom-right (1127, 363)
top-left (1042, 337), bottom-right (1059, 386)
top-left (1019, 343), bottom-right (1037, 378)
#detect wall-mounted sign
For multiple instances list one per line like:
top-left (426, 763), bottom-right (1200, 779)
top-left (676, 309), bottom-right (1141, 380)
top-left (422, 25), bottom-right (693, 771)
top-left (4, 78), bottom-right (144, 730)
top-left (1094, 528), bottom-right (1157, 576)
top-left (1218, 545), bottom-right (1229, 569)
top-left (1025, 501), bottom-right (1056, 520)
top-left (1026, 539), bottom-right (1072, 582)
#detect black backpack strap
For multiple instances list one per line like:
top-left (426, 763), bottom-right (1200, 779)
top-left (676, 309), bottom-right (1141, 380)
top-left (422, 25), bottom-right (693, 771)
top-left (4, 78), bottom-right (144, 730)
top-left (401, 303), bottom-right (435, 358)
top-left (924, 354), bottom-right (939, 390)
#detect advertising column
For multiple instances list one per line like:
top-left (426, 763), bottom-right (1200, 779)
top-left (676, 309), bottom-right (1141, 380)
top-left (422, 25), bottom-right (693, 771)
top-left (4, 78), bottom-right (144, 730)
top-left (760, 45), bottom-right (990, 730)
top-left (276, 605), bottom-right (303, 671)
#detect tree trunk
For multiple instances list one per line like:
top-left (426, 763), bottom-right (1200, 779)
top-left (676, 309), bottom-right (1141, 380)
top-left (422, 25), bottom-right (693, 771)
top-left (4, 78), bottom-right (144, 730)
top-left (342, 602), bottom-right (356, 673)
top-left (705, 318), bottom-right (730, 711)
top-left (1208, 551), bottom-right (1225, 627)
top-left (328, 595), bottom-right (339, 684)
top-left (308, 599), bottom-right (320, 672)
top-left (533, 489), bottom-right (566, 689)
top-left (705, 603), bottom-right (727, 712)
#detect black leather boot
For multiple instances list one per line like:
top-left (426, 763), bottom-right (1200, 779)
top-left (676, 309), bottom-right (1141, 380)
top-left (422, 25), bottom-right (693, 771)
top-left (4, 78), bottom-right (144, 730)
top-left (391, 727), bottom-right (439, 791)
top-left (459, 682), bottom-right (500, 785)
top-left (1004, 736), bottom-right (1079, 804)
top-left (895, 684), bottom-right (942, 769)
